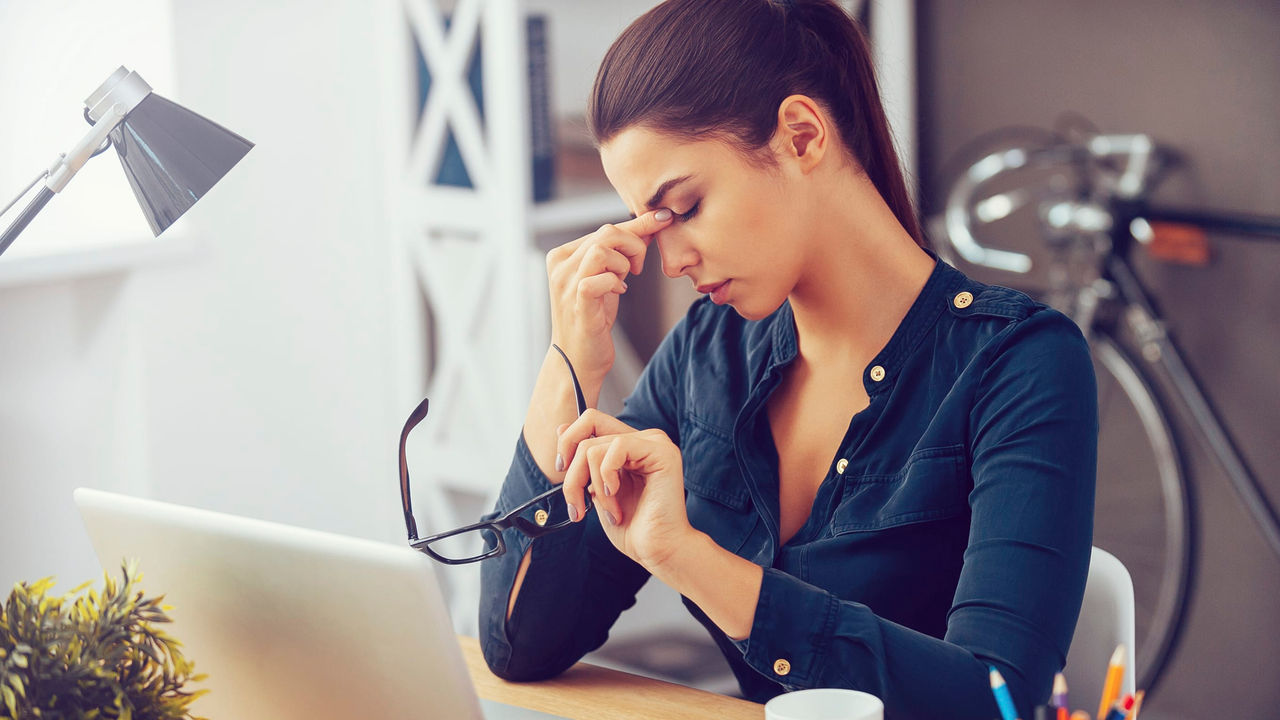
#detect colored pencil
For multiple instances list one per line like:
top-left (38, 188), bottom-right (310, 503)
top-left (989, 667), bottom-right (1020, 720)
top-left (1103, 693), bottom-right (1135, 720)
top-left (1097, 645), bottom-right (1126, 719)
top-left (1052, 672), bottom-right (1069, 710)
top-left (1128, 690), bottom-right (1145, 720)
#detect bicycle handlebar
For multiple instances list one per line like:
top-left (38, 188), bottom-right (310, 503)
top-left (941, 132), bottom-right (1161, 274)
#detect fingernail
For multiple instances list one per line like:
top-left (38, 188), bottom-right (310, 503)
top-left (621, 281), bottom-right (629, 292)
top-left (604, 510), bottom-right (617, 526)
top-left (654, 208), bottom-right (672, 222)
top-left (555, 453), bottom-right (564, 472)
top-left (602, 481), bottom-right (612, 497)
top-left (568, 504), bottom-right (579, 522)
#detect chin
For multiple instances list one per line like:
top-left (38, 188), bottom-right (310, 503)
top-left (730, 295), bottom-right (787, 322)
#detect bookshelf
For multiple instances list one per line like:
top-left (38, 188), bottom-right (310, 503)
top-left (383, 0), bottom-right (654, 630)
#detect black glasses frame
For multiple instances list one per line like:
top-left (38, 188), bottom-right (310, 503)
top-left (398, 344), bottom-right (590, 565)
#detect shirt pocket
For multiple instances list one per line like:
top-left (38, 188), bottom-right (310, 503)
top-left (830, 444), bottom-right (970, 534)
top-left (681, 417), bottom-right (755, 554)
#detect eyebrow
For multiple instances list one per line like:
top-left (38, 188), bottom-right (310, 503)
top-left (630, 175), bottom-right (694, 218)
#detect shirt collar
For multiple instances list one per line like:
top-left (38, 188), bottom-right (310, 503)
top-left (766, 251), bottom-right (966, 393)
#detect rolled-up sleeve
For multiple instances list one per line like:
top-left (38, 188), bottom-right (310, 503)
top-left (479, 313), bottom-right (692, 681)
top-left (479, 432), bottom-right (650, 680)
top-left (734, 310), bottom-right (1097, 719)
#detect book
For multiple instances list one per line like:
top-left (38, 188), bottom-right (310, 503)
top-left (526, 15), bottom-right (554, 202)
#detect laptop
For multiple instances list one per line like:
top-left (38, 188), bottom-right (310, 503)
top-left (75, 488), bottom-right (565, 720)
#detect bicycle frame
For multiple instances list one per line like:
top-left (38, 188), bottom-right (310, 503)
top-left (1103, 203), bottom-right (1280, 560)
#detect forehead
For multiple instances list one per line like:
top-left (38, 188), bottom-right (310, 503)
top-left (599, 127), bottom-right (739, 213)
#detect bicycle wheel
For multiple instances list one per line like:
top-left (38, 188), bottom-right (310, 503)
top-left (1088, 331), bottom-right (1193, 696)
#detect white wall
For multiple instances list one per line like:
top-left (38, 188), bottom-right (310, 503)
top-left (1, 0), bottom-right (401, 591)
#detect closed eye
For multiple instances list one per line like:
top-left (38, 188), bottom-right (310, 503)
top-left (676, 201), bottom-right (701, 222)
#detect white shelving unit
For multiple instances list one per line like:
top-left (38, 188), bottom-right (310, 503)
top-left (383, 0), bottom-right (643, 632)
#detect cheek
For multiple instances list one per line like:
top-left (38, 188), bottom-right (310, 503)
top-left (729, 202), bottom-right (793, 272)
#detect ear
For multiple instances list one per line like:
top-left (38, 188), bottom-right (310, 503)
top-left (773, 94), bottom-right (828, 173)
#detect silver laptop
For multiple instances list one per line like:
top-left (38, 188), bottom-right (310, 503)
top-left (75, 488), bottom-right (564, 720)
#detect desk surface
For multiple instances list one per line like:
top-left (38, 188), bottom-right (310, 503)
top-left (460, 636), bottom-right (763, 720)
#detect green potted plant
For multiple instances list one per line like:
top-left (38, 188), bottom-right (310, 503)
top-left (0, 560), bottom-right (206, 719)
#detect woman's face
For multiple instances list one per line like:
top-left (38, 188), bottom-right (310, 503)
top-left (599, 126), bottom-right (810, 321)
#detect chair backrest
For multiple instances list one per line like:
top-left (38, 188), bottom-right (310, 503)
top-left (1064, 546), bottom-right (1137, 712)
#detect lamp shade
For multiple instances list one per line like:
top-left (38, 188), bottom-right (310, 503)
top-left (108, 92), bottom-right (254, 235)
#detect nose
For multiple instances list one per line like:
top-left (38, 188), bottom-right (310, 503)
top-left (656, 233), bottom-right (697, 279)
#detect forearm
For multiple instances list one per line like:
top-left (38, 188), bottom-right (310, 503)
top-left (506, 347), bottom-right (606, 617)
top-left (739, 568), bottom-right (1011, 717)
top-left (650, 530), bottom-right (763, 641)
top-left (523, 346), bottom-right (605, 480)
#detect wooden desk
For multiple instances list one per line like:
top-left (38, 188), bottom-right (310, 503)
top-left (460, 636), bottom-right (763, 720)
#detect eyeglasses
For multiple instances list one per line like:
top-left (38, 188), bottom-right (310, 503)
top-left (398, 344), bottom-right (591, 564)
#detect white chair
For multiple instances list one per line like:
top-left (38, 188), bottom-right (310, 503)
top-left (1064, 546), bottom-right (1137, 712)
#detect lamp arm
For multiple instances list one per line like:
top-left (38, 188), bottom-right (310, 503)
top-left (0, 104), bottom-right (129, 259)
top-left (45, 103), bottom-right (128, 193)
top-left (0, 187), bottom-right (56, 258)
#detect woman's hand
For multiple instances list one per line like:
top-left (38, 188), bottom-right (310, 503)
top-left (545, 209), bottom-right (673, 384)
top-left (557, 409), bottom-right (693, 572)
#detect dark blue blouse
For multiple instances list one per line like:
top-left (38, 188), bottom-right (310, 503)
top-left (479, 258), bottom-right (1097, 720)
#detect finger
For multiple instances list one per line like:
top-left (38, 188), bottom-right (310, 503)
top-left (579, 243), bottom-right (633, 281)
top-left (584, 442), bottom-right (619, 526)
top-left (558, 409), bottom-right (636, 469)
top-left (595, 439), bottom-right (639, 526)
top-left (577, 226), bottom-right (649, 277)
top-left (584, 210), bottom-right (669, 275)
top-left (561, 436), bottom-right (603, 522)
top-left (576, 273), bottom-right (628, 304)
top-left (613, 209), bottom-right (674, 274)
top-left (615, 208), bottom-right (674, 241)
top-left (548, 225), bottom-right (638, 281)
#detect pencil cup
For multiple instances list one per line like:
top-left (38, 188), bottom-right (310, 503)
top-left (764, 688), bottom-right (884, 720)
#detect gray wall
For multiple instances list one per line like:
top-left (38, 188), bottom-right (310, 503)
top-left (918, 2), bottom-right (1280, 718)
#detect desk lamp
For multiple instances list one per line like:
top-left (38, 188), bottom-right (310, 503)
top-left (0, 66), bottom-right (253, 258)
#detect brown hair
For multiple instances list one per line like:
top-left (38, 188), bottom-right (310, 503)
top-left (588, 0), bottom-right (925, 248)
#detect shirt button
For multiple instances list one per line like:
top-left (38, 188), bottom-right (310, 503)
top-left (773, 658), bottom-right (791, 676)
top-left (870, 365), bottom-right (886, 382)
top-left (534, 509), bottom-right (549, 526)
top-left (836, 458), bottom-right (849, 475)
top-left (954, 291), bottom-right (974, 309)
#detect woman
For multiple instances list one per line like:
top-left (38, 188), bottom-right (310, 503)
top-left (478, 0), bottom-right (1096, 717)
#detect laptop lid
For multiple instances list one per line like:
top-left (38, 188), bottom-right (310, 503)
top-left (74, 487), bottom-right (485, 720)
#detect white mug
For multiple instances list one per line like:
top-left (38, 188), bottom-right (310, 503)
top-left (764, 688), bottom-right (884, 720)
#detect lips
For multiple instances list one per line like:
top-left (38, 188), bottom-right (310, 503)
top-left (696, 279), bottom-right (732, 305)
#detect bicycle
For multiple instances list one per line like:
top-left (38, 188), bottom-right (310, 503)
top-left (929, 121), bottom-right (1280, 696)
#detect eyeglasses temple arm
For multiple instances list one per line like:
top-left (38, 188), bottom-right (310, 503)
top-left (551, 344), bottom-right (588, 416)
top-left (400, 397), bottom-right (431, 541)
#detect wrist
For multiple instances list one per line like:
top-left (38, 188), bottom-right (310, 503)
top-left (644, 527), bottom-right (706, 584)
top-left (545, 344), bottom-right (608, 406)
top-left (651, 530), bottom-right (761, 641)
